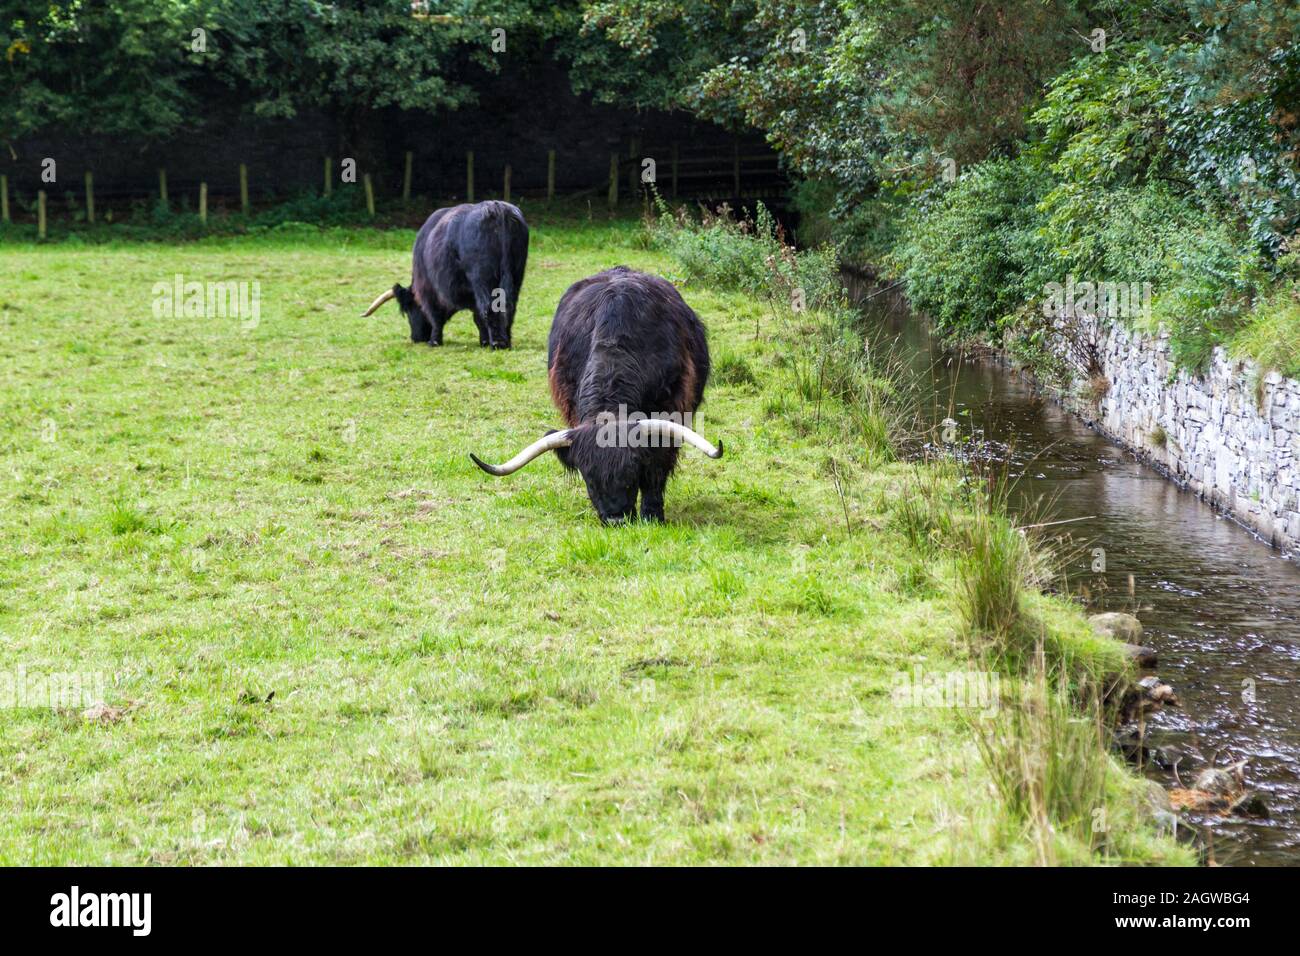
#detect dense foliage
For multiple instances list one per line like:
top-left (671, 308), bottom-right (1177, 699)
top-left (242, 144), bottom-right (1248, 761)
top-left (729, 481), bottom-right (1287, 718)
top-left (888, 161), bottom-right (1051, 341)
top-left (890, 16), bottom-right (1298, 375)
top-left (3, 0), bottom-right (204, 141)
top-left (2, 1), bottom-right (571, 151)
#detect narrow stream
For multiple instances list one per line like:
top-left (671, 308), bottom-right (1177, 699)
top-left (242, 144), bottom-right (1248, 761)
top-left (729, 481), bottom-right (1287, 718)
top-left (857, 284), bottom-right (1300, 866)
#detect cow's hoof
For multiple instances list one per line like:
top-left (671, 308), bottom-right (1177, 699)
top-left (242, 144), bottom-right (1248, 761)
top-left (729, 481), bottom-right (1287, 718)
top-left (428, 339), bottom-right (442, 347)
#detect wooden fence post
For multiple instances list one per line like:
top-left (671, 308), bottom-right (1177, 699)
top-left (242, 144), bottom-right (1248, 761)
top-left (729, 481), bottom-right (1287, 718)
top-left (239, 163), bottom-right (249, 215)
top-left (402, 151), bottom-right (413, 203)
top-left (466, 151), bottom-right (475, 202)
top-left (158, 169), bottom-right (168, 208)
top-left (38, 189), bottom-right (46, 239)
top-left (671, 142), bottom-right (679, 198)
top-left (608, 153), bottom-right (619, 209)
top-left (84, 171), bottom-right (95, 224)
top-left (324, 157), bottom-right (333, 198)
top-left (199, 183), bottom-right (207, 226)
top-left (503, 164), bottom-right (512, 203)
top-left (547, 150), bottom-right (556, 203)
top-left (2, 174), bottom-right (11, 223)
top-left (364, 174), bottom-right (375, 218)
top-left (733, 142), bottom-right (741, 197)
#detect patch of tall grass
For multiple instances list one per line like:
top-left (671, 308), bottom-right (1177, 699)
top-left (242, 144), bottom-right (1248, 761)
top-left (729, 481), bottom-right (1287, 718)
top-left (895, 455), bottom-right (1073, 674)
top-left (891, 461), bottom-right (966, 554)
top-left (1231, 282), bottom-right (1300, 379)
top-left (970, 651), bottom-right (1114, 865)
top-left (647, 196), bottom-right (844, 310)
top-left (646, 196), bottom-right (912, 465)
top-left (956, 505), bottom-right (1035, 665)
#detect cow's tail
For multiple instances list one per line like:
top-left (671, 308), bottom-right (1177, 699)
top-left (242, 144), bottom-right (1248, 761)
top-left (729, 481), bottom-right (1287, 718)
top-left (496, 221), bottom-right (517, 314)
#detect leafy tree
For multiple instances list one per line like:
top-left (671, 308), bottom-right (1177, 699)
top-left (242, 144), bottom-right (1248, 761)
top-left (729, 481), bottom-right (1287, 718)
top-left (3, 0), bottom-right (566, 160)
top-left (560, 0), bottom-right (757, 116)
top-left (889, 158), bottom-right (1052, 339)
top-left (2, 1), bottom-right (206, 147)
top-left (202, 0), bottom-right (479, 160)
top-left (1161, 1), bottom-right (1300, 251)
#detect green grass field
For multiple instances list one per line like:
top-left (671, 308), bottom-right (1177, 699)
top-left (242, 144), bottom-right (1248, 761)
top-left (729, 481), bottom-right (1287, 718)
top-left (0, 214), bottom-right (1189, 864)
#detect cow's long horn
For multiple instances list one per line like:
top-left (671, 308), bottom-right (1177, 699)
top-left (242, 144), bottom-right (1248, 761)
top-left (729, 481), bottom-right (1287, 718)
top-left (635, 418), bottom-right (724, 459)
top-left (360, 288), bottom-right (396, 317)
top-left (470, 430), bottom-right (573, 477)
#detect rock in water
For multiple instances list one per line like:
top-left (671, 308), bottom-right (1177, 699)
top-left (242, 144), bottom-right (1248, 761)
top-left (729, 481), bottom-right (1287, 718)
top-left (1121, 643), bottom-right (1159, 667)
top-left (1151, 742), bottom-right (1193, 772)
top-left (1145, 780), bottom-right (1173, 813)
top-left (1137, 675), bottom-right (1179, 706)
top-left (1089, 611), bottom-right (1144, 643)
top-left (1144, 782), bottom-right (1180, 833)
top-left (1193, 767), bottom-right (1238, 796)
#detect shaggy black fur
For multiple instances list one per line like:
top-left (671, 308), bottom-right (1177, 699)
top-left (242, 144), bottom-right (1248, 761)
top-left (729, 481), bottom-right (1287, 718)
top-left (546, 267), bottom-right (712, 523)
top-left (391, 200), bottom-right (528, 348)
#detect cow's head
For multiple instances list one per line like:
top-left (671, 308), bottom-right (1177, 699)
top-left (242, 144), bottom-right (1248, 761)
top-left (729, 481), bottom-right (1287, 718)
top-left (360, 284), bottom-right (432, 343)
top-left (470, 418), bottom-right (723, 524)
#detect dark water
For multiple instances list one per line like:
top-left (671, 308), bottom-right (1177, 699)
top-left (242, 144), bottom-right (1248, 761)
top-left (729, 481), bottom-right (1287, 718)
top-left (858, 285), bottom-right (1300, 866)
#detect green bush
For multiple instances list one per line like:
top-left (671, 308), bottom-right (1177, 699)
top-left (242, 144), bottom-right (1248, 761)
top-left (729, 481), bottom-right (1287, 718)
top-left (1231, 283), bottom-right (1300, 378)
top-left (649, 198), bottom-right (846, 312)
top-left (1034, 182), bottom-right (1264, 370)
top-left (650, 199), bottom-right (908, 463)
top-left (891, 44), bottom-right (1278, 374)
top-left (1023, 47), bottom-right (1277, 371)
top-left (789, 177), bottom-right (907, 266)
top-left (889, 158), bottom-right (1051, 341)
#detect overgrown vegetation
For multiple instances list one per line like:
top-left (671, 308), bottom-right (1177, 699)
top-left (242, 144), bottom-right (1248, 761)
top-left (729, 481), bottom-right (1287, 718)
top-left (649, 198), bottom-right (907, 464)
top-left (563, 1), bottom-right (1300, 385)
top-left (970, 659), bottom-right (1115, 866)
top-left (890, 37), bottom-right (1297, 381)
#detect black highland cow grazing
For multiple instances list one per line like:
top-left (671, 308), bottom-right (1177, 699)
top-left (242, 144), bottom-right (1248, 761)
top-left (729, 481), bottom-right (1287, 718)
top-left (471, 267), bottom-right (724, 523)
top-left (360, 200), bottom-right (528, 349)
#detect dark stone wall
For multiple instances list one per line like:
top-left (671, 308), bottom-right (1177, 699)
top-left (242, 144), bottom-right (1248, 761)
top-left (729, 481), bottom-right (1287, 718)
top-left (2, 56), bottom-right (784, 209)
top-left (2, 107), bottom-right (337, 203)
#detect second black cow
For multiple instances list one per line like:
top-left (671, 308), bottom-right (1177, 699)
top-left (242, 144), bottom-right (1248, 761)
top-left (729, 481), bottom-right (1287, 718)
top-left (361, 200), bottom-right (528, 349)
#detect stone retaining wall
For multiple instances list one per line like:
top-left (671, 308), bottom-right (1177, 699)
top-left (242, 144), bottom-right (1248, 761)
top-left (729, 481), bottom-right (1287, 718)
top-left (1047, 316), bottom-right (1300, 554)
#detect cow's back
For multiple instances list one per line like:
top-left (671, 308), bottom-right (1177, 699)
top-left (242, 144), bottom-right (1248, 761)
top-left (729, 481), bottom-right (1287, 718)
top-left (413, 202), bottom-right (529, 312)
top-left (548, 267), bottom-right (708, 426)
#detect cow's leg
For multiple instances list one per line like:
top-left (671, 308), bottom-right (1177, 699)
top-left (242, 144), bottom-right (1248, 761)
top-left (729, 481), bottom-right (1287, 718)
top-left (472, 284), bottom-right (508, 349)
top-left (427, 307), bottom-right (450, 347)
top-left (638, 449), bottom-right (677, 523)
top-left (500, 299), bottom-right (516, 350)
top-left (470, 310), bottom-right (491, 347)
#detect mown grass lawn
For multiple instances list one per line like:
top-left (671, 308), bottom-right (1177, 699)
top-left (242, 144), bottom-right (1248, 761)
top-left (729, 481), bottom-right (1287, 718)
top-left (0, 213), bottom-right (1188, 864)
